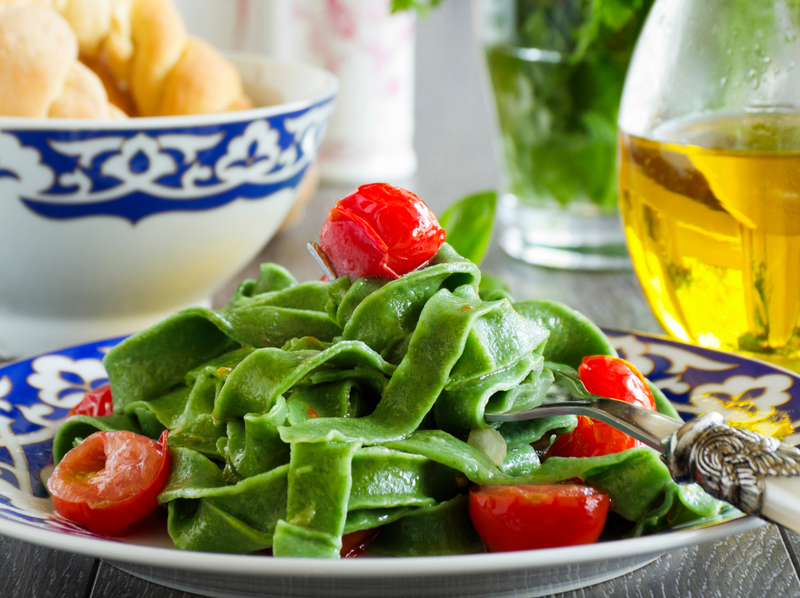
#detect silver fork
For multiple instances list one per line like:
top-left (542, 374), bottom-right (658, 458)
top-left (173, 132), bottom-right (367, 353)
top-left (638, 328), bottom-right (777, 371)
top-left (486, 368), bottom-right (800, 534)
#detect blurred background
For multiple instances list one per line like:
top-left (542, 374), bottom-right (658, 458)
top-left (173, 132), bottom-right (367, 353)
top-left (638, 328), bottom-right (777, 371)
top-left (197, 0), bottom-right (660, 332)
top-left (194, 1), bottom-right (494, 286)
top-left (171, 0), bottom-right (496, 204)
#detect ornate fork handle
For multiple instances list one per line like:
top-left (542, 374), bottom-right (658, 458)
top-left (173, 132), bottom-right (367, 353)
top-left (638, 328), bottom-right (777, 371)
top-left (669, 412), bottom-right (800, 519)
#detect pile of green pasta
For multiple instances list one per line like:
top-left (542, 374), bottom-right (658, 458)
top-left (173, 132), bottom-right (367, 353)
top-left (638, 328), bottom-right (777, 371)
top-left (53, 244), bottom-right (727, 557)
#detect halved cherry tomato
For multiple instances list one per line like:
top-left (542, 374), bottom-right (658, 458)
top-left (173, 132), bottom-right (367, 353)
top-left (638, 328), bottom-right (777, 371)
top-left (468, 484), bottom-right (609, 552)
top-left (340, 528), bottom-right (378, 558)
top-left (545, 356), bottom-right (656, 459)
top-left (47, 430), bottom-right (170, 536)
top-left (68, 383), bottom-right (113, 418)
top-left (319, 183), bottom-right (446, 279)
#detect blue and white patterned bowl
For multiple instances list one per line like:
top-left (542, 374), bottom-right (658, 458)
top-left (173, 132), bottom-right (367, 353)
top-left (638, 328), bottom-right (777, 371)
top-left (0, 330), bottom-right (794, 598)
top-left (0, 53), bottom-right (337, 359)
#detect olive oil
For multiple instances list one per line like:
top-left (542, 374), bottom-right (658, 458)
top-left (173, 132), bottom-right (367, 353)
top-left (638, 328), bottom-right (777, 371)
top-left (619, 112), bottom-right (800, 370)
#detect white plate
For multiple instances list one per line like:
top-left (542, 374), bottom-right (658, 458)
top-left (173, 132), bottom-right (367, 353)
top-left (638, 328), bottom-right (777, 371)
top-left (0, 330), bottom-right (795, 598)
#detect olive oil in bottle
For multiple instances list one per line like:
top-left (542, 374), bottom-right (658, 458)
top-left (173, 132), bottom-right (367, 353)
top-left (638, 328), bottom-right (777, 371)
top-left (619, 111), bottom-right (800, 370)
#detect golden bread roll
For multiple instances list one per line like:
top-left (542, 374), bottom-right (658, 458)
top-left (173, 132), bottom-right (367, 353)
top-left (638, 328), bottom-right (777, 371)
top-left (80, 52), bottom-right (138, 115)
top-left (127, 0), bottom-right (185, 116)
top-left (160, 37), bottom-right (254, 116)
top-left (51, 0), bottom-right (114, 56)
top-left (0, 5), bottom-right (74, 117)
top-left (0, 4), bottom-right (122, 118)
top-left (49, 61), bottom-right (126, 118)
top-left (0, 0), bottom-right (52, 9)
top-left (55, 0), bottom-right (252, 117)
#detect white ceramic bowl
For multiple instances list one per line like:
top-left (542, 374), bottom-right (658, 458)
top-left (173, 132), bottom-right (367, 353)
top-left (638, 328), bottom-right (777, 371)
top-left (0, 53), bottom-right (337, 359)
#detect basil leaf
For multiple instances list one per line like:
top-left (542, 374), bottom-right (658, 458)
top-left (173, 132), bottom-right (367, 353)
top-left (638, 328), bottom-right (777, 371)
top-left (439, 190), bottom-right (497, 265)
top-left (390, 0), bottom-right (443, 14)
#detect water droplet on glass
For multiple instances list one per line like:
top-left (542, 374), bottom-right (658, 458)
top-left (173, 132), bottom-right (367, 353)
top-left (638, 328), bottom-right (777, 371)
top-left (748, 69), bottom-right (757, 77)
top-left (726, 48), bottom-right (733, 55)
top-left (720, 77), bottom-right (727, 86)
top-left (763, 57), bottom-right (771, 63)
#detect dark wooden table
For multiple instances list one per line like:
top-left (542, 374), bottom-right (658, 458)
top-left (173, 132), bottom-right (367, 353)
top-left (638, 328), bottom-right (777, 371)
top-left (4, 3), bottom-right (800, 597)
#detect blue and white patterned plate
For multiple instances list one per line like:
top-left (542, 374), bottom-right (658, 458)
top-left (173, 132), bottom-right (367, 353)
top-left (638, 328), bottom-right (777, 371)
top-left (0, 331), bottom-right (793, 598)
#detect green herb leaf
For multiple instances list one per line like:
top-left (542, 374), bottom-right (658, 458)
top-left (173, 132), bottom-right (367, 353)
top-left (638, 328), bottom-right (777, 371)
top-left (390, 0), bottom-right (443, 14)
top-left (483, 0), bottom-right (653, 209)
top-left (438, 190), bottom-right (497, 265)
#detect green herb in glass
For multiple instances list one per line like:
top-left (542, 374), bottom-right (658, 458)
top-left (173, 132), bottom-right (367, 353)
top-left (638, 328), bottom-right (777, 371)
top-left (478, 0), bottom-right (653, 270)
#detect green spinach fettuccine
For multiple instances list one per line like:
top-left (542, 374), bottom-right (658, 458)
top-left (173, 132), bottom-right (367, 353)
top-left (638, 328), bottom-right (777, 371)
top-left (53, 243), bottom-right (726, 557)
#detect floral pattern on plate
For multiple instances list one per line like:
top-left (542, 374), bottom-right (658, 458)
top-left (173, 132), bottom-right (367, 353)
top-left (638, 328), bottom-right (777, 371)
top-left (0, 337), bottom-right (119, 539)
top-left (608, 331), bottom-right (800, 445)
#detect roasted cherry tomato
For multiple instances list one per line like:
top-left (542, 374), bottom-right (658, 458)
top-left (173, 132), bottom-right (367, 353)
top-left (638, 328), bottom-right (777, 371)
top-left (47, 430), bottom-right (170, 536)
top-left (319, 183), bottom-right (446, 279)
top-left (579, 355), bottom-right (655, 411)
top-left (545, 356), bottom-right (656, 459)
top-left (68, 383), bottom-right (113, 418)
top-left (340, 528), bottom-right (378, 558)
top-left (468, 484), bottom-right (610, 552)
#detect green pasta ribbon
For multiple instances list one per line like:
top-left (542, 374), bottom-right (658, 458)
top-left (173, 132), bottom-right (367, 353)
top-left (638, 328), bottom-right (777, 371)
top-left (52, 244), bottom-right (726, 557)
top-left (273, 441), bottom-right (361, 558)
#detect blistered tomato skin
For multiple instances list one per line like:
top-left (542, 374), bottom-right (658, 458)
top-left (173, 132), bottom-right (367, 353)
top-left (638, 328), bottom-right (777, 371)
top-left (545, 356), bottom-right (656, 459)
top-left (68, 383), bottom-right (114, 418)
top-left (468, 484), bottom-right (610, 552)
top-left (47, 430), bottom-right (170, 536)
top-left (319, 183), bottom-right (446, 279)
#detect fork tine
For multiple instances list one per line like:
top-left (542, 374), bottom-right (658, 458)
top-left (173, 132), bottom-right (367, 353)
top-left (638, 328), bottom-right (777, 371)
top-left (307, 243), bottom-right (338, 281)
top-left (484, 369), bottom-right (682, 453)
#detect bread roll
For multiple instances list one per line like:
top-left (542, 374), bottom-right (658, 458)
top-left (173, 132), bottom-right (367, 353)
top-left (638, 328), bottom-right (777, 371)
top-left (56, 0), bottom-right (252, 117)
top-left (0, 4), bottom-right (122, 118)
top-left (49, 61), bottom-right (126, 118)
top-left (80, 52), bottom-right (138, 116)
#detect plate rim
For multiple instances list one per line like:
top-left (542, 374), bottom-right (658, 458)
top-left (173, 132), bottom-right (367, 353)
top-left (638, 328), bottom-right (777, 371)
top-left (0, 510), bottom-right (764, 577)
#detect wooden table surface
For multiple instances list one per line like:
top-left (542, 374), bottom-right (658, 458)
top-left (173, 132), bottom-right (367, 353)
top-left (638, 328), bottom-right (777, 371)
top-left (3, 3), bottom-right (800, 597)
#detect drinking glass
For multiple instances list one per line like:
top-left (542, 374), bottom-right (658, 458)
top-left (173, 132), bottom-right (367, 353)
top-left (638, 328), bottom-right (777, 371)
top-left (619, 0), bottom-right (800, 371)
top-left (477, 0), bottom-right (652, 269)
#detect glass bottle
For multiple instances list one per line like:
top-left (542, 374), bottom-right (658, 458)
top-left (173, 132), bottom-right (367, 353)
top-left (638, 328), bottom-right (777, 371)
top-left (619, 0), bottom-right (800, 371)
